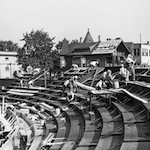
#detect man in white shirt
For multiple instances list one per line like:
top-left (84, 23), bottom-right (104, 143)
top-left (119, 64), bottom-right (128, 81)
top-left (90, 61), bottom-right (99, 68)
top-left (72, 64), bottom-right (79, 70)
top-left (125, 54), bottom-right (135, 81)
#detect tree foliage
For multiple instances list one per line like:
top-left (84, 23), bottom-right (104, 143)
top-left (55, 41), bottom-right (63, 50)
top-left (17, 29), bottom-right (59, 70)
top-left (0, 40), bottom-right (19, 52)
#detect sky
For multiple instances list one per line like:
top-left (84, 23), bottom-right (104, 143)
top-left (0, 0), bottom-right (150, 46)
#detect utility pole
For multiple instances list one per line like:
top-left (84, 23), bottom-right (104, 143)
top-left (140, 33), bottom-right (142, 44)
top-left (2, 96), bottom-right (5, 114)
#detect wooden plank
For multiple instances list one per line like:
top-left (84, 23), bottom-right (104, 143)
top-left (76, 81), bottom-right (95, 91)
top-left (84, 120), bottom-right (95, 132)
top-left (136, 123), bottom-right (150, 141)
top-left (108, 88), bottom-right (148, 104)
top-left (101, 122), bottom-right (114, 136)
top-left (113, 102), bottom-right (136, 123)
top-left (41, 104), bottom-right (67, 150)
top-left (29, 86), bottom-right (46, 90)
top-left (121, 89), bottom-right (148, 104)
top-left (61, 114), bottom-right (80, 150)
top-left (120, 142), bottom-right (138, 150)
top-left (95, 107), bottom-right (114, 150)
top-left (78, 132), bottom-right (95, 146)
top-left (7, 91), bottom-right (34, 96)
top-left (95, 136), bottom-right (113, 150)
top-left (76, 147), bottom-right (92, 150)
top-left (28, 122), bottom-right (43, 150)
top-left (9, 89), bottom-right (39, 93)
top-left (95, 104), bottom-right (113, 124)
top-left (137, 141), bottom-right (150, 150)
top-left (59, 141), bottom-right (75, 150)
top-left (124, 124), bottom-right (138, 142)
top-left (73, 102), bottom-right (97, 149)
top-left (90, 89), bottom-right (112, 95)
top-left (66, 120), bottom-right (80, 141)
top-left (49, 122), bottom-right (67, 150)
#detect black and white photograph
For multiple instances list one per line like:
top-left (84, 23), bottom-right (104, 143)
top-left (0, 0), bottom-right (150, 150)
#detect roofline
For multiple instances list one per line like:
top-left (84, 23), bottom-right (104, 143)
top-left (0, 51), bottom-right (18, 56)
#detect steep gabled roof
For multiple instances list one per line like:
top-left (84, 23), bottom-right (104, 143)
top-left (60, 39), bottom-right (70, 55)
top-left (83, 29), bottom-right (94, 43)
top-left (124, 42), bottom-right (134, 53)
top-left (60, 29), bottom-right (95, 56)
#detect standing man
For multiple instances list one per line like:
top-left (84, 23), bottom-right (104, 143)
top-left (119, 64), bottom-right (128, 81)
top-left (90, 61), bottom-right (99, 69)
top-left (62, 77), bottom-right (73, 96)
top-left (124, 54), bottom-right (136, 81)
top-left (105, 70), bottom-right (115, 88)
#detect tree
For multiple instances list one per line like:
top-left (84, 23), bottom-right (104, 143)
top-left (55, 41), bottom-right (63, 51)
top-left (52, 47), bottom-right (60, 70)
top-left (0, 40), bottom-right (19, 51)
top-left (17, 29), bottom-right (58, 78)
top-left (71, 39), bottom-right (79, 44)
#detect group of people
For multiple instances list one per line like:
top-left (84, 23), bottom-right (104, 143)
top-left (13, 65), bottom-right (41, 88)
top-left (13, 53), bottom-right (135, 93)
top-left (95, 53), bottom-right (136, 90)
top-left (95, 69), bottom-right (115, 90)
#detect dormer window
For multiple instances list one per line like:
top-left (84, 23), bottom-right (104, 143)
top-left (73, 48), bottom-right (90, 53)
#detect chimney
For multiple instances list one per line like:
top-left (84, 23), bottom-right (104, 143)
top-left (107, 38), bottom-right (111, 41)
top-left (115, 37), bottom-right (121, 40)
top-left (80, 37), bottom-right (82, 43)
top-left (98, 35), bottom-right (101, 42)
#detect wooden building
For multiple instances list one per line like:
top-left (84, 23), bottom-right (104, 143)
top-left (60, 30), bottom-right (130, 69)
top-left (0, 51), bottom-right (18, 78)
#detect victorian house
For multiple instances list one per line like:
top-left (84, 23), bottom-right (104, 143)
top-left (60, 30), bottom-right (130, 69)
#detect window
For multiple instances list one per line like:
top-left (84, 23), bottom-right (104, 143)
top-left (146, 50), bottom-right (148, 56)
top-left (137, 49), bottom-right (140, 56)
top-left (73, 48), bottom-right (90, 53)
top-left (134, 49), bottom-right (136, 56)
top-left (5, 57), bottom-right (9, 61)
top-left (106, 57), bottom-right (112, 67)
top-left (81, 58), bottom-right (86, 67)
top-left (5, 66), bottom-right (9, 71)
top-left (134, 49), bottom-right (140, 56)
top-left (142, 49), bottom-right (148, 56)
